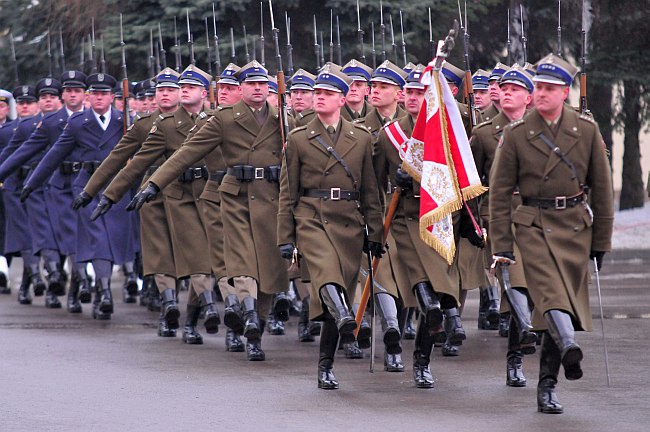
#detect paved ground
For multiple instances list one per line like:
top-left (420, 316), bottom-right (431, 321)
top-left (1, 249), bottom-right (648, 431)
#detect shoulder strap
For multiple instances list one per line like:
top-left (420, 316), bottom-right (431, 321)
top-left (538, 132), bottom-right (583, 187)
top-left (314, 135), bottom-right (357, 188)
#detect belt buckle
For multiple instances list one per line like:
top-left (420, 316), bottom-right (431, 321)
top-left (330, 188), bottom-right (341, 201)
top-left (193, 167), bottom-right (204, 179)
top-left (255, 167), bottom-right (265, 180)
top-left (555, 196), bottom-right (567, 210)
top-left (72, 162), bottom-right (81, 173)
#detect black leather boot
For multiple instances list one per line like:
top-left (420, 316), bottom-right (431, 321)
top-left (91, 283), bottom-right (111, 320)
top-left (160, 288), bottom-right (180, 330)
top-left (318, 319), bottom-right (339, 389)
top-left (67, 272), bottom-right (82, 313)
top-left (45, 289), bottom-right (62, 309)
top-left (444, 308), bottom-right (466, 346)
top-left (506, 318), bottom-right (526, 386)
top-left (375, 293), bottom-right (402, 355)
top-left (504, 287), bottom-right (538, 350)
top-left (498, 312), bottom-right (510, 337)
top-left (343, 341), bottom-right (364, 359)
top-left (267, 310), bottom-right (285, 335)
top-left (298, 297), bottom-right (315, 342)
top-left (413, 282), bottom-right (443, 331)
top-left (478, 287), bottom-right (488, 329)
top-left (122, 269), bottom-right (138, 304)
top-left (223, 294), bottom-right (245, 334)
top-left (45, 261), bottom-right (65, 296)
top-left (0, 271), bottom-right (9, 294)
top-left (272, 291), bottom-right (291, 322)
top-left (308, 320), bottom-right (322, 336)
top-left (246, 339), bottom-right (266, 361)
top-left (544, 310), bottom-right (583, 380)
top-left (356, 309), bottom-right (372, 349)
top-left (241, 296), bottom-right (261, 341)
top-left (319, 284), bottom-right (357, 344)
top-left (225, 328), bottom-right (245, 352)
top-left (403, 308), bottom-right (416, 339)
top-left (537, 332), bottom-right (563, 413)
top-left (28, 264), bottom-right (46, 297)
top-left (413, 316), bottom-right (435, 388)
top-left (97, 277), bottom-right (113, 314)
top-left (199, 290), bottom-right (220, 334)
top-left (18, 267), bottom-right (32, 305)
top-left (139, 276), bottom-right (151, 307)
top-left (76, 270), bottom-right (92, 304)
top-left (384, 352), bottom-right (405, 372)
top-left (182, 304), bottom-right (203, 344)
top-left (158, 311), bottom-right (177, 337)
top-left (485, 285), bottom-right (500, 330)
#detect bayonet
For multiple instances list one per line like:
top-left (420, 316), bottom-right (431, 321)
top-left (205, 18), bottom-right (215, 110)
top-left (88, 33), bottom-right (96, 73)
top-left (371, 22), bottom-right (377, 69)
top-left (356, 0), bottom-right (365, 62)
top-left (336, 15), bottom-right (342, 65)
top-left (154, 37), bottom-right (161, 74)
top-left (212, 4), bottom-right (221, 75)
top-left (148, 28), bottom-right (155, 77)
top-left (329, 10), bottom-right (334, 63)
top-left (186, 9), bottom-right (195, 65)
top-left (379, 0), bottom-right (386, 62)
top-left (90, 18), bottom-right (97, 73)
top-left (400, 11), bottom-right (407, 67)
top-left (320, 31), bottom-right (325, 67)
top-left (269, 0), bottom-right (289, 146)
top-left (119, 14), bottom-right (131, 132)
top-left (313, 15), bottom-right (320, 70)
top-left (243, 25), bottom-right (251, 63)
top-left (47, 29), bottom-right (53, 77)
top-left (230, 27), bottom-right (236, 63)
top-left (252, 33), bottom-right (257, 62)
top-left (557, 0), bottom-right (562, 57)
top-left (389, 14), bottom-right (398, 65)
top-left (285, 12), bottom-right (294, 76)
top-left (100, 34), bottom-right (106, 74)
top-left (9, 33), bottom-right (19, 87)
top-left (520, 4), bottom-right (527, 64)
top-left (260, 2), bottom-right (265, 67)
top-left (428, 8), bottom-right (435, 60)
top-left (79, 35), bottom-right (85, 73)
top-left (507, 9), bottom-right (511, 65)
top-left (158, 23), bottom-right (167, 70)
top-left (59, 28), bottom-right (66, 72)
top-left (580, 0), bottom-right (591, 114)
top-left (173, 17), bottom-right (181, 72)
top-left (458, 0), bottom-right (477, 130)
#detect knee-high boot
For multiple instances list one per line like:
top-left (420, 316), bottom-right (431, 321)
top-left (537, 332), bottom-right (563, 413)
top-left (318, 319), bottom-right (340, 389)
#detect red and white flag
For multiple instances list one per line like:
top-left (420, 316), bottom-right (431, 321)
top-left (403, 63), bottom-right (486, 264)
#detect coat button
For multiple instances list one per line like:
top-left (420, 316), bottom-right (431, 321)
top-left (407, 217), bottom-right (413, 221)
top-left (324, 220), bottom-right (328, 224)
top-left (324, 171), bottom-right (329, 175)
top-left (545, 228), bottom-right (552, 233)
top-left (251, 195), bottom-right (255, 200)
top-left (251, 148), bottom-right (254, 152)
top-left (544, 176), bottom-right (549, 181)
top-left (573, 226), bottom-right (579, 232)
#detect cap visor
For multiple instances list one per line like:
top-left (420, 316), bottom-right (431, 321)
top-left (313, 83), bottom-right (343, 93)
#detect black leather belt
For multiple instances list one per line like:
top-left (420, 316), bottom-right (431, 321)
top-left (226, 165), bottom-right (281, 182)
top-left (178, 166), bottom-right (208, 183)
top-left (522, 193), bottom-right (584, 210)
top-left (59, 161), bottom-right (81, 175)
top-left (145, 165), bottom-right (159, 176)
top-left (303, 188), bottom-right (360, 201)
top-left (82, 160), bottom-right (102, 174)
top-left (209, 170), bottom-right (226, 184)
top-left (17, 165), bottom-right (33, 179)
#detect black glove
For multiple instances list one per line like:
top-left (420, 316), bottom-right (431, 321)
top-left (590, 250), bottom-right (605, 271)
top-left (393, 168), bottom-right (413, 190)
top-left (279, 243), bottom-right (295, 260)
top-left (90, 195), bottom-right (114, 221)
top-left (460, 223), bottom-right (485, 249)
top-left (364, 240), bottom-right (385, 259)
top-left (19, 186), bottom-right (33, 202)
top-left (493, 251), bottom-right (516, 266)
top-left (72, 191), bottom-right (93, 210)
top-left (126, 182), bottom-right (160, 211)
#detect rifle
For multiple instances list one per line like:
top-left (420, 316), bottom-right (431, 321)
top-left (400, 11), bottom-right (407, 67)
top-left (47, 29), bottom-right (53, 78)
top-left (458, 0), bottom-right (477, 130)
top-left (243, 25), bottom-right (251, 63)
top-left (520, 4), bottom-right (527, 64)
top-left (371, 22), bottom-right (377, 69)
top-left (100, 34), bottom-right (106, 74)
top-left (506, 9), bottom-right (511, 66)
top-left (329, 10), bottom-right (334, 64)
top-left (9, 33), bottom-right (19, 87)
top-left (148, 29), bottom-right (155, 77)
top-left (186, 9), bottom-right (195, 65)
top-left (259, 2), bottom-right (265, 67)
top-left (379, 0), bottom-right (386, 62)
top-left (173, 17), bottom-right (181, 72)
top-left (212, 4), bottom-right (222, 75)
top-left (389, 14), bottom-right (398, 65)
top-left (313, 15), bottom-right (320, 71)
top-left (88, 33), bottom-right (95, 74)
top-left (335, 15), bottom-right (342, 66)
top-left (319, 31), bottom-right (325, 67)
top-left (205, 18), bottom-right (215, 110)
top-left (158, 23), bottom-right (167, 70)
top-left (119, 14), bottom-right (131, 133)
top-left (356, 0), bottom-right (366, 63)
top-left (59, 28), bottom-right (66, 73)
top-left (285, 13), bottom-right (294, 77)
top-left (230, 27), bottom-right (236, 64)
top-left (580, 0), bottom-right (591, 113)
top-left (79, 35), bottom-right (85, 73)
top-left (557, 0), bottom-right (562, 57)
top-left (252, 34), bottom-right (257, 62)
top-left (90, 18), bottom-right (97, 73)
top-left (268, 0), bottom-right (289, 145)
top-left (429, 8), bottom-right (435, 60)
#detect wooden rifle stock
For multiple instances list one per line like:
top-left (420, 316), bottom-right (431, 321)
top-left (580, 73), bottom-right (587, 113)
top-left (121, 79), bottom-right (130, 133)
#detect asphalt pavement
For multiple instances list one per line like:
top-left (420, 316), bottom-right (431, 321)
top-left (1, 249), bottom-right (648, 431)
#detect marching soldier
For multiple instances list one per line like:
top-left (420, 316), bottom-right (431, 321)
top-left (483, 63), bottom-right (508, 123)
top-left (489, 54), bottom-right (613, 413)
top-left (472, 69), bottom-right (492, 116)
top-left (340, 60), bottom-right (375, 121)
top-left (21, 73), bottom-right (137, 320)
top-left (277, 67), bottom-right (384, 389)
top-left (75, 67), bottom-right (181, 334)
top-left (471, 65), bottom-right (539, 387)
top-left (130, 61), bottom-right (291, 361)
top-left (289, 69), bottom-right (316, 127)
top-left (97, 65), bottom-right (220, 341)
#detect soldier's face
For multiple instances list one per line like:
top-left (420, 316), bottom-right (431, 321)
top-left (241, 81), bottom-right (269, 107)
top-left (291, 89), bottom-right (313, 113)
top-left (88, 91), bottom-right (114, 114)
top-left (499, 83), bottom-right (532, 111)
top-left (313, 89), bottom-right (345, 115)
top-left (39, 93), bottom-right (61, 114)
top-left (0, 101), bottom-right (9, 122)
top-left (62, 87), bottom-right (85, 111)
top-left (180, 84), bottom-right (206, 107)
top-left (156, 87), bottom-right (180, 111)
top-left (346, 81), bottom-right (369, 104)
top-left (533, 82), bottom-right (569, 116)
top-left (16, 100), bottom-right (39, 118)
top-left (217, 83), bottom-right (242, 106)
top-left (474, 89), bottom-right (491, 110)
top-left (488, 80), bottom-right (501, 102)
top-left (370, 82), bottom-right (400, 109)
top-left (145, 95), bottom-right (156, 112)
top-left (404, 87), bottom-right (426, 116)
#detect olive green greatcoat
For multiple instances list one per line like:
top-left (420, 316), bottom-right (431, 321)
top-left (340, 101), bottom-right (376, 122)
top-left (103, 107), bottom-right (211, 278)
top-left (277, 117), bottom-right (384, 320)
top-left (83, 109), bottom-right (175, 277)
top-left (489, 106), bottom-right (614, 331)
top-left (374, 114), bottom-right (461, 307)
top-left (478, 103), bottom-right (500, 123)
top-left (293, 108), bottom-right (316, 127)
top-left (147, 100), bottom-right (290, 295)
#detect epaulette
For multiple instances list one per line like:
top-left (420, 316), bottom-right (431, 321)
top-left (579, 113), bottom-right (595, 123)
top-left (135, 112), bottom-right (152, 121)
top-left (287, 125), bottom-right (307, 139)
top-left (508, 119), bottom-right (525, 129)
top-left (158, 112), bottom-right (175, 121)
top-left (352, 123), bottom-right (372, 136)
top-left (199, 112), bottom-right (208, 119)
top-left (474, 119), bottom-right (493, 130)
